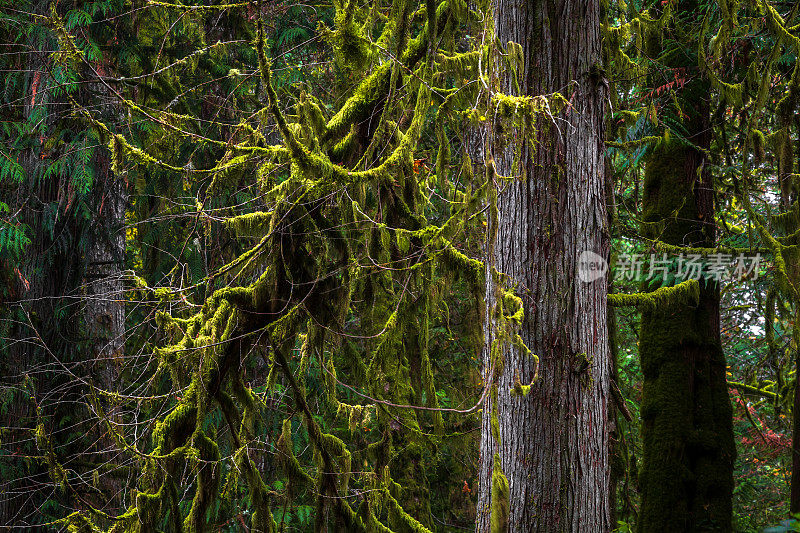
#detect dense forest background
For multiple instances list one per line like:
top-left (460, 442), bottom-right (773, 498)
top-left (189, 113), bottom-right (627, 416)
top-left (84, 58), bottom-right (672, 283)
top-left (1, 0), bottom-right (799, 530)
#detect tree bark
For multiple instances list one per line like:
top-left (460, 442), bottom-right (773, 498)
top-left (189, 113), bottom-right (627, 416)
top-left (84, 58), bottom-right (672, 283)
top-left (476, 0), bottom-right (610, 530)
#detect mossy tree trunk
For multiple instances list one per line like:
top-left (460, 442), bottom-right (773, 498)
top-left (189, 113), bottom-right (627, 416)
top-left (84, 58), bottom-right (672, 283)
top-left (782, 110), bottom-right (800, 513)
top-left (637, 26), bottom-right (735, 528)
top-left (476, 0), bottom-right (611, 530)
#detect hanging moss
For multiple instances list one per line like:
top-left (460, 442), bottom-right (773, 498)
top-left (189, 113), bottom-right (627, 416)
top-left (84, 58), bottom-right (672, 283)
top-left (35, 412), bottom-right (69, 493)
top-left (490, 453), bottom-right (509, 533)
top-left (183, 430), bottom-right (220, 532)
top-left (224, 211), bottom-right (273, 238)
top-left (30, 0), bottom-right (515, 529)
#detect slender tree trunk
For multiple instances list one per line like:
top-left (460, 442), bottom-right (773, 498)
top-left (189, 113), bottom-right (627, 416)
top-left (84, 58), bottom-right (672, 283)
top-left (786, 186), bottom-right (800, 512)
top-left (606, 156), bottom-right (631, 527)
top-left (476, 0), bottom-right (610, 530)
top-left (82, 143), bottom-right (128, 514)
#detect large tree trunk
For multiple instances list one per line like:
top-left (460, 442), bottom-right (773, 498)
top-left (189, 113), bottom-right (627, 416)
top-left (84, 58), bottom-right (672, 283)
top-left (636, 55), bottom-right (735, 530)
top-left (475, 0), bottom-right (610, 530)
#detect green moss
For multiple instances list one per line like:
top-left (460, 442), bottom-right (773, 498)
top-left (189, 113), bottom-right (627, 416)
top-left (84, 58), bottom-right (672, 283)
top-left (773, 201), bottom-right (800, 233)
top-left (136, 483), bottom-right (164, 531)
top-left (606, 135), bottom-right (662, 150)
top-left (323, 0), bottom-right (373, 74)
top-left (386, 482), bottom-right (435, 533)
top-left (438, 244), bottom-right (484, 291)
top-left (501, 289), bottom-right (524, 325)
top-left (608, 279), bottom-right (700, 310)
top-left (34, 414), bottom-right (68, 493)
top-left (641, 135), bottom-right (704, 245)
top-left (277, 418), bottom-right (314, 489)
top-left (184, 431), bottom-right (221, 531)
top-left (751, 128), bottom-right (767, 163)
top-left (490, 454), bottom-right (509, 533)
top-left (152, 383), bottom-right (198, 454)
